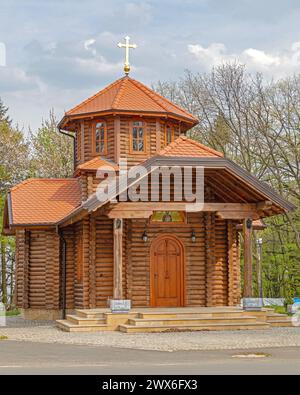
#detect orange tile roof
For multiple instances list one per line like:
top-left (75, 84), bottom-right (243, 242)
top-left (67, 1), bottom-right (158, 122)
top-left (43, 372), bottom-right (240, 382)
top-left (64, 76), bottom-right (198, 124)
top-left (159, 136), bottom-right (224, 158)
top-left (9, 179), bottom-right (81, 226)
top-left (75, 156), bottom-right (118, 174)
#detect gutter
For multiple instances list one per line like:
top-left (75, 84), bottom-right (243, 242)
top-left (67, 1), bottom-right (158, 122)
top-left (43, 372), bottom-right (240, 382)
top-left (58, 127), bottom-right (76, 171)
top-left (57, 227), bottom-right (67, 320)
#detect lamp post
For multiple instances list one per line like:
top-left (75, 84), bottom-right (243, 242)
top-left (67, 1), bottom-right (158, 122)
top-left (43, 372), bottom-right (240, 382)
top-left (256, 238), bottom-right (263, 299)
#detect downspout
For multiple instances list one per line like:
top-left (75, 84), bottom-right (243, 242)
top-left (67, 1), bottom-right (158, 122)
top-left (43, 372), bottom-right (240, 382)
top-left (57, 227), bottom-right (67, 320)
top-left (58, 127), bottom-right (76, 172)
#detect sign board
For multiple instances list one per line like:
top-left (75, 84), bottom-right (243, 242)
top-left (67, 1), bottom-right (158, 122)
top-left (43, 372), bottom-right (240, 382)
top-left (110, 299), bottom-right (131, 313)
top-left (0, 303), bottom-right (6, 327)
top-left (291, 302), bottom-right (300, 314)
top-left (243, 298), bottom-right (263, 311)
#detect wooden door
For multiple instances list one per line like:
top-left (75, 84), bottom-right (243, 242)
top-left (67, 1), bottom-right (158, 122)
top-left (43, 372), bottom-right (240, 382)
top-left (150, 235), bottom-right (184, 307)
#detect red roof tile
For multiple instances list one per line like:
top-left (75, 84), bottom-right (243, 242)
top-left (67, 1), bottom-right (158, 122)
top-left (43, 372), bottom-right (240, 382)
top-left (159, 136), bottom-right (224, 158)
top-left (9, 179), bottom-right (81, 226)
top-left (64, 76), bottom-right (198, 124)
top-left (76, 157), bottom-right (118, 174)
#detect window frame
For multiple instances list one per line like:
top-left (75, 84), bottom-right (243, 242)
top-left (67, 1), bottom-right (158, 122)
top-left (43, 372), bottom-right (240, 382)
top-left (129, 119), bottom-right (147, 154)
top-left (92, 120), bottom-right (107, 156)
top-left (164, 123), bottom-right (175, 146)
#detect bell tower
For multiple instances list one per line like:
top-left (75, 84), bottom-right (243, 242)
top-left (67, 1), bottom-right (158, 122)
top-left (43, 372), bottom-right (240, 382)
top-left (58, 37), bottom-right (198, 199)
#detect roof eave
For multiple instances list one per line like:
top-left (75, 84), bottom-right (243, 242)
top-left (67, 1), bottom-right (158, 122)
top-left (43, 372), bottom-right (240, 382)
top-left (154, 156), bottom-right (295, 212)
top-left (60, 109), bottom-right (198, 130)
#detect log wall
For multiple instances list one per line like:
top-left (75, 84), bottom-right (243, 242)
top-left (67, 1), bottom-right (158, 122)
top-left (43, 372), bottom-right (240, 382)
top-left (74, 117), bottom-right (182, 168)
top-left (14, 213), bottom-right (241, 312)
top-left (15, 229), bottom-right (60, 310)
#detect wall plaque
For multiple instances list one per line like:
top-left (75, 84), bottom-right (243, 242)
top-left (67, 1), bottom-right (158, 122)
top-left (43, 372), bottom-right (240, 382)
top-left (243, 298), bottom-right (263, 311)
top-left (110, 299), bottom-right (131, 313)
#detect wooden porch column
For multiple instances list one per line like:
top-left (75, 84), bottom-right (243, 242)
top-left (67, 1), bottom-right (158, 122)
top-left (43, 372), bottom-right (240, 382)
top-left (243, 218), bottom-right (253, 298)
top-left (113, 218), bottom-right (123, 299)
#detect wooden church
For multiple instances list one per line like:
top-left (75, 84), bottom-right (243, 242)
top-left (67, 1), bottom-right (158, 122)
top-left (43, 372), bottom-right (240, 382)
top-left (2, 38), bottom-right (295, 331)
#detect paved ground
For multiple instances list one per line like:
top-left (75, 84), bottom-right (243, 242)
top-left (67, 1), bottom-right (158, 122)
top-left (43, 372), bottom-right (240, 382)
top-left (0, 341), bottom-right (300, 374)
top-left (1, 316), bottom-right (300, 352)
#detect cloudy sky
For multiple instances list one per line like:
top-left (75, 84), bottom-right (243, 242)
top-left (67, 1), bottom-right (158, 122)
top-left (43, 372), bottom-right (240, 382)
top-left (1, 0), bottom-right (300, 130)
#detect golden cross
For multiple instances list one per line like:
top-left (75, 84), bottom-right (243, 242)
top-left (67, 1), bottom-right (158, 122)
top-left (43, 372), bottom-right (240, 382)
top-left (117, 36), bottom-right (137, 75)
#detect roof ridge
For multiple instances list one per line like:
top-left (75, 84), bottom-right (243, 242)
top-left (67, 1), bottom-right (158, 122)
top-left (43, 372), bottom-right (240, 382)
top-left (130, 78), bottom-right (197, 121)
top-left (130, 78), bottom-right (168, 112)
top-left (66, 77), bottom-right (125, 115)
top-left (77, 156), bottom-right (118, 169)
top-left (158, 136), bottom-right (224, 157)
top-left (158, 135), bottom-right (185, 155)
top-left (10, 178), bottom-right (36, 191)
top-left (111, 77), bottom-right (128, 109)
top-left (186, 137), bottom-right (224, 157)
top-left (11, 178), bottom-right (78, 192)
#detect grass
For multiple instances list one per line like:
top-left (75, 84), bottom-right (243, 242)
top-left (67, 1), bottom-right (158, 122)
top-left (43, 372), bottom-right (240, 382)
top-left (5, 309), bottom-right (20, 317)
top-left (273, 306), bottom-right (288, 315)
top-left (272, 305), bottom-right (299, 316)
top-left (0, 309), bottom-right (20, 317)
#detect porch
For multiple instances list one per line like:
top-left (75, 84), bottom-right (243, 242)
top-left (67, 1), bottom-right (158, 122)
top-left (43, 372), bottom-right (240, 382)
top-left (56, 306), bottom-right (293, 333)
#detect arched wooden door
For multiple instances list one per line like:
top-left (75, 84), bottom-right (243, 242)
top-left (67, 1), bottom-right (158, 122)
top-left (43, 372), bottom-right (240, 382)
top-left (150, 235), bottom-right (184, 307)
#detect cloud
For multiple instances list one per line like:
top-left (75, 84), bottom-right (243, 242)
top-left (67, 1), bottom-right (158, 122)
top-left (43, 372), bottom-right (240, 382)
top-left (188, 41), bottom-right (300, 77)
top-left (84, 38), bottom-right (97, 56)
top-left (0, 66), bottom-right (40, 93)
top-left (123, 2), bottom-right (153, 24)
top-left (243, 48), bottom-right (281, 67)
top-left (23, 38), bottom-right (124, 89)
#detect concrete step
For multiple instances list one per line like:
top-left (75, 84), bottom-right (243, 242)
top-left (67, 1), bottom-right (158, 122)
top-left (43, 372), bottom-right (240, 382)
top-left (75, 309), bottom-right (106, 319)
top-left (268, 319), bottom-right (294, 327)
top-left (119, 322), bottom-right (270, 333)
top-left (137, 310), bottom-right (244, 320)
top-left (56, 320), bottom-right (109, 332)
top-left (66, 314), bottom-right (106, 326)
top-left (266, 313), bottom-right (291, 322)
top-left (128, 316), bottom-right (258, 326)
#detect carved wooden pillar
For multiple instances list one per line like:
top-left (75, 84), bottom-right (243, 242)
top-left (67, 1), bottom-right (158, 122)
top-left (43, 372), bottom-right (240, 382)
top-left (113, 218), bottom-right (123, 299)
top-left (205, 213), bottom-right (216, 306)
top-left (243, 218), bottom-right (253, 298)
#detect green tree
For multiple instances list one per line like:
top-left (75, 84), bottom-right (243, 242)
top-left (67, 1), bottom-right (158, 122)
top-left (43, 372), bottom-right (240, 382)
top-left (30, 110), bottom-right (73, 178)
top-left (0, 101), bottom-right (30, 307)
top-left (0, 98), bottom-right (11, 125)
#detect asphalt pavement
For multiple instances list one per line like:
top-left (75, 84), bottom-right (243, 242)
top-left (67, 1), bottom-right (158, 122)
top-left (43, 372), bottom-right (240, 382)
top-left (0, 340), bottom-right (300, 375)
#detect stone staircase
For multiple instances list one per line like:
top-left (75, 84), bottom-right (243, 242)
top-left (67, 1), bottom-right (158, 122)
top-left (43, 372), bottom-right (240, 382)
top-left (56, 307), bottom-right (294, 333)
top-left (266, 312), bottom-right (294, 327)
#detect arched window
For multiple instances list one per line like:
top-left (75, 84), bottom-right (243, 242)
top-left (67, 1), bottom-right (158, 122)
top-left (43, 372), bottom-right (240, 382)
top-left (165, 123), bottom-right (175, 146)
top-left (93, 121), bottom-right (107, 155)
top-left (130, 120), bottom-right (146, 153)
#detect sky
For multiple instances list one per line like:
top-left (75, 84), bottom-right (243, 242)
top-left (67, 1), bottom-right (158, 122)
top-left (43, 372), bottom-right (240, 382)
top-left (1, 0), bottom-right (300, 130)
